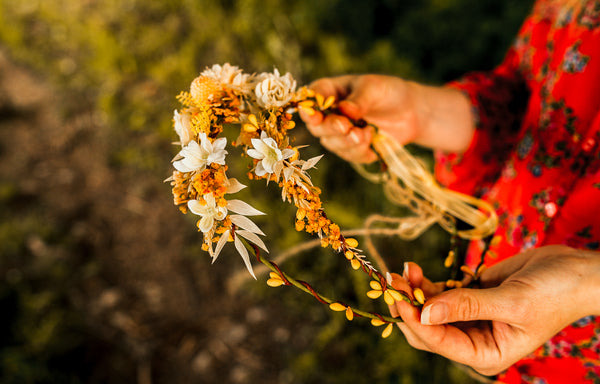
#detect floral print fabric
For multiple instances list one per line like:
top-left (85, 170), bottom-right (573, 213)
top-left (435, 0), bottom-right (600, 382)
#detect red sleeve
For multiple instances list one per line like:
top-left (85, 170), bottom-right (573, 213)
top-left (434, 43), bottom-right (530, 197)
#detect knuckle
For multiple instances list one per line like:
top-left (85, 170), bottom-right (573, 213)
top-left (456, 292), bottom-right (480, 321)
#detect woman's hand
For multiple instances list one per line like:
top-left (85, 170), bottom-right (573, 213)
top-left (389, 245), bottom-right (600, 376)
top-left (299, 74), bottom-right (475, 163)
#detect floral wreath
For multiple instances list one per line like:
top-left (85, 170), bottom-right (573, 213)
top-left (167, 64), bottom-right (498, 338)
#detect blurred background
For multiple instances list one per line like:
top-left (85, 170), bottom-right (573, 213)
top-left (0, 0), bottom-right (533, 383)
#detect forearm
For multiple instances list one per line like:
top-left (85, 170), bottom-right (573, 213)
top-left (576, 248), bottom-right (600, 317)
top-left (408, 81), bottom-right (476, 153)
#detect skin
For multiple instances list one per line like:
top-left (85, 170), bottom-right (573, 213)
top-left (299, 74), bottom-right (600, 376)
top-left (299, 74), bottom-right (475, 163)
top-left (389, 246), bottom-right (600, 376)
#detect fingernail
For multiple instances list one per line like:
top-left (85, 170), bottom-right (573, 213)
top-left (421, 302), bottom-right (448, 325)
top-left (403, 262), bottom-right (409, 280)
top-left (334, 119), bottom-right (349, 134)
top-left (348, 130), bottom-right (361, 145)
top-left (386, 272), bottom-right (393, 285)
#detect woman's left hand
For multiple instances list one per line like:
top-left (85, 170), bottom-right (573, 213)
top-left (389, 245), bottom-right (600, 376)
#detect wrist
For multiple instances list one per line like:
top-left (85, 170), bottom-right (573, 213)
top-left (409, 82), bottom-right (475, 153)
top-left (578, 248), bottom-right (600, 316)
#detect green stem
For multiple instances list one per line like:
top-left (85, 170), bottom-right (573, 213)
top-left (244, 240), bottom-right (409, 324)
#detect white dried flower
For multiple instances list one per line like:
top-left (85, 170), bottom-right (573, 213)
top-left (254, 69), bottom-right (297, 109)
top-left (173, 133), bottom-right (227, 173)
top-left (201, 63), bottom-right (253, 94)
top-left (173, 109), bottom-right (194, 146)
top-left (188, 194), bottom-right (228, 233)
top-left (247, 131), bottom-right (295, 176)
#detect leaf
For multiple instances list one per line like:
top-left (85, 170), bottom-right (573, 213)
top-left (273, 161), bottom-right (283, 183)
top-left (227, 199), bottom-right (265, 216)
top-left (213, 229), bottom-right (230, 262)
top-left (283, 167), bottom-right (294, 181)
top-left (230, 215), bottom-right (265, 235)
top-left (302, 155), bottom-right (323, 170)
top-left (226, 178), bottom-right (246, 194)
top-left (236, 230), bottom-right (269, 253)
top-left (234, 236), bottom-right (256, 279)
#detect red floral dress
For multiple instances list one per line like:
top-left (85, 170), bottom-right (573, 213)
top-left (435, 0), bottom-right (600, 382)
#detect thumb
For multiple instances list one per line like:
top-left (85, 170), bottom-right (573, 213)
top-left (420, 286), bottom-right (518, 325)
top-left (338, 76), bottom-right (378, 121)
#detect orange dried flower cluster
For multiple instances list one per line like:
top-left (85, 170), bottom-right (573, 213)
top-left (192, 165), bottom-right (228, 201)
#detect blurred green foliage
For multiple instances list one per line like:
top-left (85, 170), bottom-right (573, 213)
top-left (0, 0), bottom-right (533, 383)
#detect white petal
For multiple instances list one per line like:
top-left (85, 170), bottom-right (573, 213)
top-left (212, 137), bottom-right (227, 151)
top-left (262, 157), bottom-right (277, 174)
top-left (203, 193), bottom-right (216, 207)
top-left (236, 230), bottom-right (269, 253)
top-left (234, 236), bottom-right (256, 279)
top-left (252, 139), bottom-right (271, 155)
top-left (230, 215), bottom-right (265, 235)
top-left (246, 148), bottom-right (264, 160)
top-left (302, 155), bottom-right (324, 170)
top-left (198, 215), bottom-right (214, 233)
top-left (187, 200), bottom-right (209, 216)
top-left (226, 178), bottom-right (246, 194)
top-left (254, 162), bottom-right (268, 177)
top-left (207, 150), bottom-right (227, 165)
top-left (281, 148), bottom-right (295, 160)
top-left (227, 200), bottom-right (266, 216)
top-left (213, 229), bottom-right (230, 262)
top-left (262, 137), bottom-right (279, 150)
top-left (173, 158), bottom-right (198, 173)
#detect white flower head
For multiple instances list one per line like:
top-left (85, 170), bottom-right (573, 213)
top-left (188, 194), bottom-right (228, 233)
top-left (173, 109), bottom-right (194, 146)
top-left (254, 69), bottom-right (297, 109)
top-left (247, 131), bottom-right (295, 176)
top-left (173, 133), bottom-right (227, 173)
top-left (201, 63), bottom-right (253, 94)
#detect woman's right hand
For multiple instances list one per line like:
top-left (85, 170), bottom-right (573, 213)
top-left (299, 74), bottom-right (476, 163)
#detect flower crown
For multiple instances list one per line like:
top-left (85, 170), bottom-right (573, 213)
top-left (167, 64), bottom-right (498, 338)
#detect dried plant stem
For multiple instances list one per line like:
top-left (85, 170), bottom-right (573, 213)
top-left (227, 224), bottom-right (416, 293)
top-left (239, 239), bottom-right (409, 324)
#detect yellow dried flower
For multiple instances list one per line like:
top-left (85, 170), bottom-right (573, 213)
top-left (413, 288), bottom-right (425, 305)
top-left (371, 318), bottom-right (385, 327)
top-left (444, 250), bottom-right (455, 268)
top-left (345, 307), bottom-right (354, 321)
top-left (345, 237), bottom-right (359, 248)
top-left (381, 323), bottom-right (394, 338)
top-left (329, 302), bottom-right (346, 312)
top-left (267, 272), bottom-right (285, 287)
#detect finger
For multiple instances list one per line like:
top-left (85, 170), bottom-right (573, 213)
top-left (395, 296), bottom-right (493, 367)
top-left (320, 128), bottom-right (377, 163)
top-left (388, 272), bottom-right (412, 295)
top-left (396, 320), bottom-right (431, 351)
top-left (478, 248), bottom-right (537, 288)
top-left (403, 262), bottom-right (446, 297)
top-left (420, 286), bottom-right (524, 325)
top-left (309, 75), bottom-right (358, 101)
top-left (304, 113), bottom-right (352, 138)
top-left (299, 108), bottom-right (324, 128)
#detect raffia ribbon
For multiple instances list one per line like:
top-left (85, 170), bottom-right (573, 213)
top-left (358, 132), bottom-right (498, 240)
